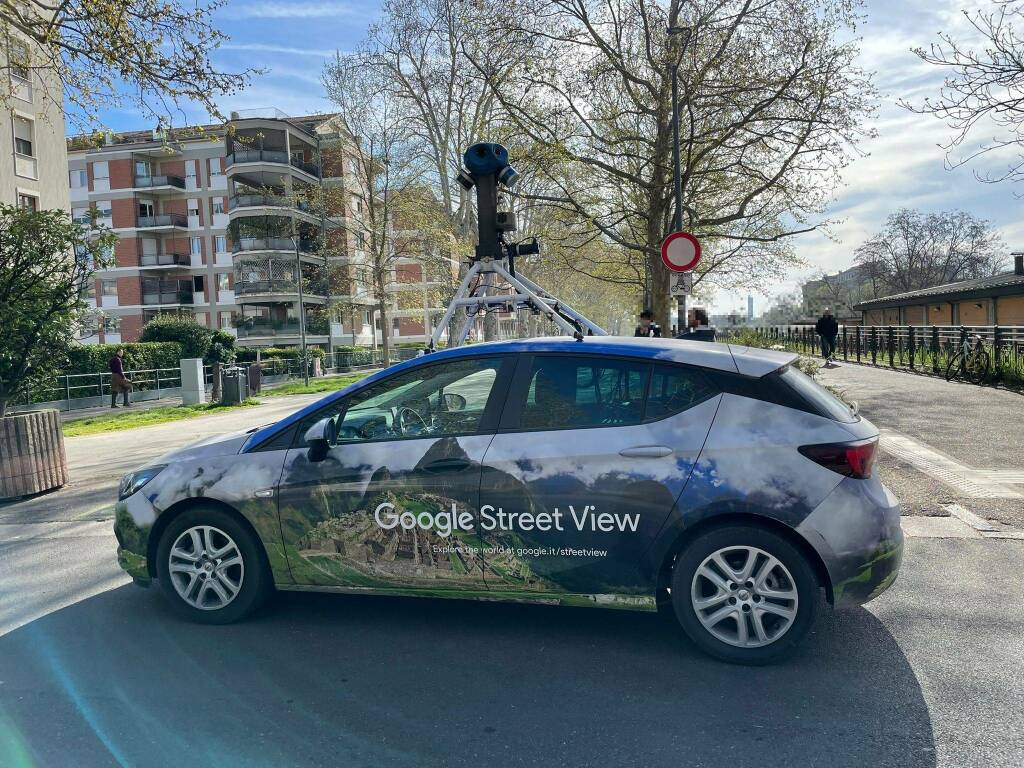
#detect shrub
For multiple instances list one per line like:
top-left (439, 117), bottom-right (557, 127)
top-left (235, 345), bottom-right (326, 362)
top-left (67, 342), bottom-right (184, 375)
top-left (140, 316), bottom-right (213, 359)
top-left (206, 329), bottom-right (237, 365)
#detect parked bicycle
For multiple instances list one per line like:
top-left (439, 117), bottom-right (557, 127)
top-left (945, 333), bottom-right (990, 384)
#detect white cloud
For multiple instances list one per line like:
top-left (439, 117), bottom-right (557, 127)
top-left (220, 43), bottom-right (340, 58)
top-left (226, 2), bottom-right (358, 19)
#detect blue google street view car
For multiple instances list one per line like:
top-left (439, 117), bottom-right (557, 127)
top-left (114, 337), bottom-right (903, 664)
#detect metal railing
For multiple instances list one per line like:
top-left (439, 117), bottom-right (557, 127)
top-left (139, 252), bottom-right (189, 267)
top-left (134, 174), bottom-right (185, 189)
top-left (234, 279), bottom-right (327, 297)
top-left (136, 213), bottom-right (187, 229)
top-left (227, 149), bottom-right (288, 166)
top-left (229, 194), bottom-right (313, 212)
top-left (744, 325), bottom-right (1024, 387)
top-left (9, 367), bottom-right (184, 412)
top-left (231, 236), bottom-right (318, 253)
top-left (142, 288), bottom-right (194, 305)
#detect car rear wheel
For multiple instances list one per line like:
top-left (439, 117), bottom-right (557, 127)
top-left (670, 525), bottom-right (820, 664)
top-left (155, 506), bottom-right (271, 624)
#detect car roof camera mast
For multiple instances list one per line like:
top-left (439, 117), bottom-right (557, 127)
top-left (429, 143), bottom-right (608, 351)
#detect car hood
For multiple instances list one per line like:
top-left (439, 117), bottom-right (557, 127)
top-left (152, 429), bottom-right (255, 465)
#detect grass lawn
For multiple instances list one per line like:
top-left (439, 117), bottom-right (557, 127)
top-left (63, 399), bottom-right (260, 437)
top-left (261, 372), bottom-right (372, 397)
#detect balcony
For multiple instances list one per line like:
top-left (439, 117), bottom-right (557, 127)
top-left (231, 236), bottom-right (319, 254)
top-left (234, 318), bottom-right (330, 339)
top-left (234, 278), bottom-right (328, 300)
top-left (134, 174), bottom-right (186, 192)
top-left (139, 252), bottom-right (190, 268)
top-left (136, 213), bottom-right (188, 231)
top-left (142, 288), bottom-right (194, 305)
top-left (226, 150), bottom-right (320, 178)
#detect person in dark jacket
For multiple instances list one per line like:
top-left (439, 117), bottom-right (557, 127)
top-left (678, 307), bottom-right (716, 342)
top-left (634, 309), bottom-right (662, 338)
top-left (815, 308), bottom-right (839, 365)
top-left (109, 348), bottom-right (132, 408)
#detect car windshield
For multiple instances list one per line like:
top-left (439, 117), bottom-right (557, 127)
top-left (778, 365), bottom-right (856, 423)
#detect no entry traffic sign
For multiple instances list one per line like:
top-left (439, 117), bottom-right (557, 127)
top-left (661, 231), bottom-right (701, 272)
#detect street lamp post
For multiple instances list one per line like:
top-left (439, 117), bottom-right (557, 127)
top-left (292, 235), bottom-right (309, 387)
top-left (667, 25), bottom-right (691, 334)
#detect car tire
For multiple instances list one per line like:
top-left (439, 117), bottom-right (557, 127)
top-left (155, 505), bottom-right (271, 624)
top-left (670, 524), bottom-right (820, 665)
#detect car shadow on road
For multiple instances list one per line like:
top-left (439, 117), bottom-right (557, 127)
top-left (0, 587), bottom-right (935, 768)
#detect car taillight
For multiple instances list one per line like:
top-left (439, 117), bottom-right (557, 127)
top-left (798, 438), bottom-right (877, 479)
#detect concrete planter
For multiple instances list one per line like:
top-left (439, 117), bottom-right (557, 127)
top-left (0, 410), bottom-right (68, 500)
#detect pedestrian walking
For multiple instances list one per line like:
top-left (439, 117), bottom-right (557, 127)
top-left (815, 308), bottom-right (839, 366)
top-left (634, 309), bottom-right (662, 338)
top-left (678, 307), bottom-right (717, 342)
top-left (109, 348), bottom-right (133, 408)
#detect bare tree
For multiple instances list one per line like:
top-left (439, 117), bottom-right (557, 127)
top-left (1, 0), bottom-right (256, 131)
top-left (907, 1), bottom-right (1024, 187)
top-left (465, 0), bottom-right (874, 328)
top-left (855, 209), bottom-right (1005, 296)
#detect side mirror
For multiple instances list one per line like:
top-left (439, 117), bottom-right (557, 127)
top-left (304, 418), bottom-right (337, 462)
top-left (442, 392), bottom-right (467, 412)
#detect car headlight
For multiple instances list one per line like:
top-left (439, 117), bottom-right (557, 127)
top-left (118, 465), bottom-right (166, 501)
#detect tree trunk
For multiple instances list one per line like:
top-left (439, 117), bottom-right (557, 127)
top-left (378, 299), bottom-right (391, 365)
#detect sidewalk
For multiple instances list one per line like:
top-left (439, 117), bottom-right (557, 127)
top-left (60, 396), bottom-right (185, 423)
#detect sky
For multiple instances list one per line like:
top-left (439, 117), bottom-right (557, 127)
top-left (90, 0), bottom-right (1023, 316)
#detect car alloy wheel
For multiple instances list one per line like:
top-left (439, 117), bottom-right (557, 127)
top-left (690, 545), bottom-right (798, 649)
top-left (167, 525), bottom-right (245, 611)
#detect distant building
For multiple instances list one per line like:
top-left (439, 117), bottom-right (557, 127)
top-left (746, 294), bottom-right (754, 322)
top-left (854, 256), bottom-right (1024, 326)
top-left (2, 33), bottom-right (69, 212)
top-left (801, 264), bottom-right (870, 320)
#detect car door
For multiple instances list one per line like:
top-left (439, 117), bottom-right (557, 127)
top-left (277, 354), bottom-right (514, 593)
top-left (478, 354), bottom-right (721, 605)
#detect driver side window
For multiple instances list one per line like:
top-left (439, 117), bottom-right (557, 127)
top-left (313, 356), bottom-right (503, 444)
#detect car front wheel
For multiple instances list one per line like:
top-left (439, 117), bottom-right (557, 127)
top-left (670, 525), bottom-right (820, 664)
top-left (155, 506), bottom-right (270, 624)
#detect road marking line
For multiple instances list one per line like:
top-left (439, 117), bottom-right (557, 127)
top-left (878, 429), bottom-right (1023, 499)
top-left (943, 503), bottom-right (999, 532)
top-left (965, 470), bottom-right (1024, 484)
top-left (900, 516), bottom-right (979, 539)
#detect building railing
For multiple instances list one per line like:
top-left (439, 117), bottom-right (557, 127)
top-left (137, 213), bottom-right (187, 229)
top-left (743, 324), bottom-right (1024, 387)
top-left (229, 194), bottom-right (314, 212)
top-left (142, 289), bottom-right (194, 305)
top-left (134, 174), bottom-right (185, 189)
top-left (227, 149), bottom-right (289, 166)
top-left (231, 236), bottom-right (319, 253)
top-left (139, 252), bottom-right (189, 267)
top-left (234, 279), bottom-right (327, 297)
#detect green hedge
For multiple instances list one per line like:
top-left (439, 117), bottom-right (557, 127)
top-left (67, 342), bottom-right (185, 375)
top-left (235, 346), bottom-right (327, 362)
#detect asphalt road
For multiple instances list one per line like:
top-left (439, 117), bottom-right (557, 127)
top-left (1, 364), bottom-right (1022, 767)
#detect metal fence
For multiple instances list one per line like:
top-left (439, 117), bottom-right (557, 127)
top-left (745, 325), bottom-right (1024, 386)
top-left (10, 367), bottom-right (184, 411)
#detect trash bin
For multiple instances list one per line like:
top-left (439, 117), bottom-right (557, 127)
top-left (246, 363), bottom-right (262, 395)
top-left (221, 366), bottom-right (249, 405)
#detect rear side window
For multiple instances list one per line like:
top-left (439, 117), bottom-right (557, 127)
top-left (520, 355), bottom-right (648, 429)
top-left (645, 364), bottom-right (718, 421)
top-left (778, 365), bottom-right (856, 423)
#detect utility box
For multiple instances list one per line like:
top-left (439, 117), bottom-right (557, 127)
top-left (221, 367), bottom-right (249, 405)
top-left (246, 363), bottom-right (262, 395)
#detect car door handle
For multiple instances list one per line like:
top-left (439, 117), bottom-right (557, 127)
top-left (619, 445), bottom-right (674, 459)
top-left (421, 458), bottom-right (473, 473)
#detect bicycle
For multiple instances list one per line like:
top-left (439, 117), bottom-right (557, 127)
top-left (944, 333), bottom-right (990, 384)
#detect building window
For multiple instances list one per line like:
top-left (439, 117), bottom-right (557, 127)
top-left (70, 169), bottom-right (88, 189)
top-left (209, 159), bottom-right (223, 177)
top-left (215, 235), bottom-right (227, 253)
top-left (185, 160), bottom-right (198, 184)
top-left (356, 232), bottom-right (366, 249)
top-left (134, 160), bottom-right (151, 179)
top-left (72, 206), bottom-right (90, 225)
top-left (9, 40), bottom-right (30, 81)
top-left (92, 161), bottom-right (109, 183)
top-left (100, 280), bottom-right (118, 296)
top-left (193, 275), bottom-right (204, 293)
top-left (188, 201), bottom-right (200, 217)
top-left (392, 317), bottom-right (400, 332)
top-left (190, 237), bottom-right (202, 255)
top-left (102, 315), bottom-right (121, 332)
top-left (217, 273), bottom-right (230, 292)
top-left (138, 199), bottom-right (155, 219)
top-left (211, 198), bottom-right (225, 215)
top-left (363, 311), bottom-right (370, 327)
top-left (17, 193), bottom-right (37, 211)
top-left (13, 116), bottom-right (33, 156)
top-left (219, 311), bottom-right (234, 329)
top-left (81, 281), bottom-right (96, 300)
top-left (95, 201), bottom-right (112, 220)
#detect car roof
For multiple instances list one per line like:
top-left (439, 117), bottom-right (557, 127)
top-left (244, 336), bottom-right (798, 451)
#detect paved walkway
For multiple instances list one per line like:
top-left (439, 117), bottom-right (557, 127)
top-left (818, 362), bottom-right (1024, 528)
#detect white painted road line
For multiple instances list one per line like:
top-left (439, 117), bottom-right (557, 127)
top-left (943, 503), bottom-right (999, 532)
top-left (878, 428), bottom-right (1023, 499)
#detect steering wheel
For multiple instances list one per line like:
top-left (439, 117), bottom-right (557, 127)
top-left (395, 405), bottom-right (428, 436)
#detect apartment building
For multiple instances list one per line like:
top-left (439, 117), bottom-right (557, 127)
top-left (69, 110), bottom-right (451, 348)
top-left (2, 32), bottom-right (70, 212)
